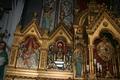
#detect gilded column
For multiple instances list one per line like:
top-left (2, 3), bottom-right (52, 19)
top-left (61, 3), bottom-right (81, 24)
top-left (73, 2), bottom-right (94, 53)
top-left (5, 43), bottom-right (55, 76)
top-left (39, 38), bottom-right (49, 69)
top-left (88, 45), bottom-right (94, 79)
top-left (8, 46), bottom-right (18, 67)
top-left (8, 34), bottom-right (21, 67)
top-left (39, 48), bottom-right (48, 69)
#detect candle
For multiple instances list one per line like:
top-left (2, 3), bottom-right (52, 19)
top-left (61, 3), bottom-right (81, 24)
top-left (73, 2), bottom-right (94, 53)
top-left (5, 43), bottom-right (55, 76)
top-left (94, 59), bottom-right (96, 64)
top-left (99, 64), bottom-right (102, 72)
top-left (97, 63), bottom-right (100, 71)
top-left (86, 65), bottom-right (89, 72)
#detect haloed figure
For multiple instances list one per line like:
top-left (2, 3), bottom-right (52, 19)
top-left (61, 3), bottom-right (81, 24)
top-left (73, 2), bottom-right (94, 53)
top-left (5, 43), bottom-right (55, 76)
top-left (0, 41), bottom-right (8, 80)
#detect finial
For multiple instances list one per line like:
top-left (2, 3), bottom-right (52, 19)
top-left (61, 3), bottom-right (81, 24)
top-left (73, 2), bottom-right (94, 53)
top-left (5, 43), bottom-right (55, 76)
top-left (34, 12), bottom-right (37, 17)
top-left (33, 12), bottom-right (37, 20)
top-left (43, 30), bottom-right (48, 38)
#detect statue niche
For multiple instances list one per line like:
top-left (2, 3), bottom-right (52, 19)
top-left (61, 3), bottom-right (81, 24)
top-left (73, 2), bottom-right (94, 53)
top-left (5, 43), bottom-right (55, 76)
top-left (94, 35), bottom-right (115, 78)
top-left (47, 40), bottom-right (72, 71)
top-left (16, 36), bottom-right (40, 69)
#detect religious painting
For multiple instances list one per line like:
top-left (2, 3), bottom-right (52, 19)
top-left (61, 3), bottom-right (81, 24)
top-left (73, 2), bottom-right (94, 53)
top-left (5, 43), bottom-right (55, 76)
top-left (74, 44), bottom-right (84, 78)
top-left (58, 0), bottom-right (73, 26)
top-left (47, 40), bottom-right (73, 71)
top-left (93, 34), bottom-right (115, 78)
top-left (97, 37), bottom-right (114, 62)
top-left (41, 0), bottom-right (56, 32)
top-left (16, 36), bottom-right (40, 69)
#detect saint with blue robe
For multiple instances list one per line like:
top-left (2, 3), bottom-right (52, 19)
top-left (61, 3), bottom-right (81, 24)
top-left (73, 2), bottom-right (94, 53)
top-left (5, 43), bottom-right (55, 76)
top-left (74, 47), bottom-right (83, 77)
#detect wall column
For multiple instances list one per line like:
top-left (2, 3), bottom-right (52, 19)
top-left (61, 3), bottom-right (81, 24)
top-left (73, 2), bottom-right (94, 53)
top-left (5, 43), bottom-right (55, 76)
top-left (39, 39), bottom-right (49, 69)
top-left (88, 44), bottom-right (94, 79)
top-left (39, 49), bottom-right (48, 69)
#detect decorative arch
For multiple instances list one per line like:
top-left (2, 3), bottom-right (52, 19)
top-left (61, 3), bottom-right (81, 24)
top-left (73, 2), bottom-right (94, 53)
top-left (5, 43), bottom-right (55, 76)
top-left (54, 36), bottom-right (67, 43)
top-left (91, 28), bottom-right (120, 45)
top-left (78, 12), bottom-right (88, 26)
top-left (92, 29), bottom-right (115, 44)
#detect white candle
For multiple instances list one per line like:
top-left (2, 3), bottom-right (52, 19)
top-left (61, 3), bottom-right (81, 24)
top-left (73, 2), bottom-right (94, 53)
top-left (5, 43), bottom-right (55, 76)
top-left (86, 65), bottom-right (89, 72)
top-left (94, 59), bottom-right (96, 64)
top-left (99, 64), bottom-right (102, 72)
top-left (97, 63), bottom-right (100, 71)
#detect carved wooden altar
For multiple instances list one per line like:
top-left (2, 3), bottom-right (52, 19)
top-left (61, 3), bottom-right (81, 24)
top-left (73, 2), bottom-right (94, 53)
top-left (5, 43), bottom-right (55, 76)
top-left (5, 3), bottom-right (120, 80)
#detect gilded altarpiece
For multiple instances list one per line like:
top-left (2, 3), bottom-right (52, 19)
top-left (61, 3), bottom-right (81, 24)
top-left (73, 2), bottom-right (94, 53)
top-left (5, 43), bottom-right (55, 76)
top-left (5, 6), bottom-right (120, 80)
top-left (5, 21), bottom-right (75, 80)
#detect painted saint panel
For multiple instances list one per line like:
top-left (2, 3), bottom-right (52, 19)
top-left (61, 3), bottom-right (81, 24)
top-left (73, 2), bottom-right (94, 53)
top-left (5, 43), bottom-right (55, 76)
top-left (41, 0), bottom-right (56, 32)
top-left (16, 36), bottom-right (40, 69)
top-left (47, 39), bottom-right (73, 71)
top-left (58, 0), bottom-right (73, 26)
top-left (74, 46), bottom-right (83, 77)
top-left (40, 0), bottom-right (73, 31)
